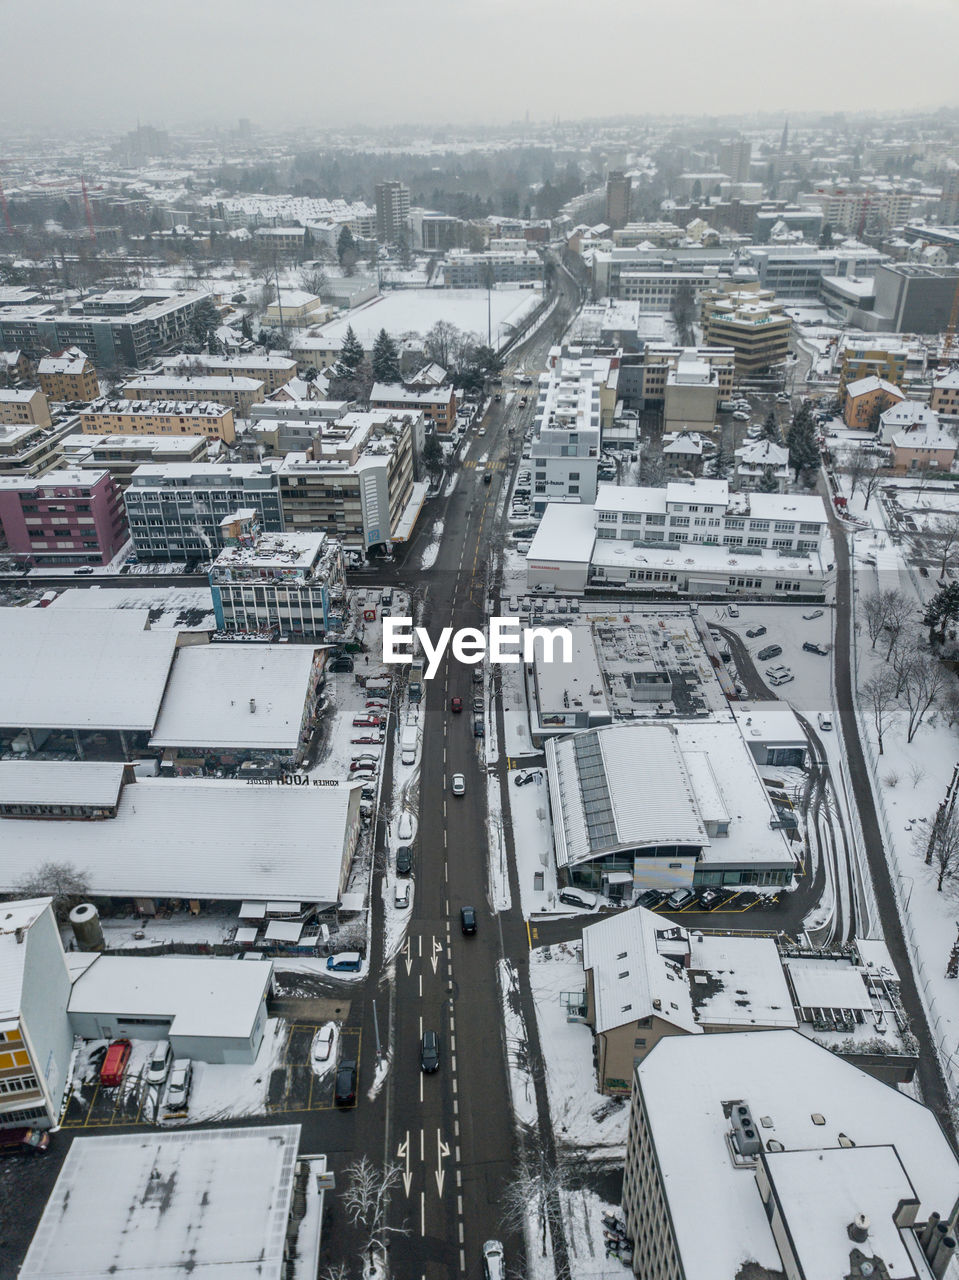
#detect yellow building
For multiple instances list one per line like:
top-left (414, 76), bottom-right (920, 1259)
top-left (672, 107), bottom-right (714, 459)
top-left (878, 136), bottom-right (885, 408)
top-left (701, 284), bottom-right (791, 376)
top-left (838, 345), bottom-right (907, 402)
top-left (159, 354), bottom-right (297, 395)
top-left (0, 388), bottom-right (51, 429)
top-left (37, 347), bottom-right (99, 402)
top-left (121, 375), bottom-right (264, 418)
top-left (79, 398), bottom-right (236, 444)
top-left (843, 375), bottom-right (904, 429)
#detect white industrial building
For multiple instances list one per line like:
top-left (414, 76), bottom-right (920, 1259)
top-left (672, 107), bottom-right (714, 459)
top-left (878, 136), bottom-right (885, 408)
top-left (68, 956), bottom-right (272, 1064)
top-left (0, 765), bottom-right (363, 912)
top-left (545, 721), bottom-right (797, 895)
top-left (19, 1125), bottom-right (324, 1280)
top-left (622, 1031), bottom-right (959, 1280)
top-left (525, 480), bottom-right (829, 599)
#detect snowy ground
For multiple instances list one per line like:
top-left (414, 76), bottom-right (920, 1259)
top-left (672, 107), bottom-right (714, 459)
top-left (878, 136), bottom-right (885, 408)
top-left (497, 958), bottom-right (539, 1130)
top-left (161, 1018), bottom-right (289, 1126)
top-left (528, 942), bottom-right (630, 1158)
top-left (507, 769), bottom-right (559, 915)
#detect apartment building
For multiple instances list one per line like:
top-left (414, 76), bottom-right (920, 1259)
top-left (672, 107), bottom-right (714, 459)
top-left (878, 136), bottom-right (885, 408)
top-left (36, 347), bottom-right (99, 402)
top-left (79, 398), bottom-right (235, 443)
top-left (843, 375), bottom-right (905, 428)
top-left (124, 460), bottom-right (284, 561)
top-left (158, 354), bottom-right (297, 396)
top-left (58, 433), bottom-right (211, 488)
top-left (529, 355), bottom-right (614, 513)
top-left (0, 898), bottom-right (74, 1132)
top-left (605, 171), bottom-right (632, 229)
top-left (838, 343), bottom-right (908, 400)
top-left (931, 369), bottom-right (959, 416)
top-left (0, 388), bottom-right (51, 429)
top-left (591, 248), bottom-right (735, 300)
top-left (701, 286), bottom-right (791, 375)
top-left (718, 138), bottom-right (752, 183)
top-left (0, 350), bottom-right (32, 384)
top-left (253, 226), bottom-right (306, 255)
top-left (442, 250), bottom-right (543, 287)
top-left (871, 263), bottom-right (959, 333)
top-left (370, 382), bottom-right (457, 433)
top-left (0, 288), bottom-right (210, 369)
top-left (278, 410), bottom-right (421, 552)
top-left (799, 184), bottom-right (915, 235)
top-left (375, 181), bottom-right (411, 243)
top-left (410, 211), bottom-right (466, 251)
top-left (622, 1031), bottom-right (959, 1280)
top-left (0, 417), bottom-right (78, 477)
top-left (121, 375), bottom-right (265, 418)
top-left (662, 359), bottom-right (719, 433)
top-left (631, 345), bottom-right (735, 408)
top-left (612, 223), bottom-right (685, 249)
top-left (209, 510), bottom-right (345, 640)
top-left (0, 468), bottom-right (128, 567)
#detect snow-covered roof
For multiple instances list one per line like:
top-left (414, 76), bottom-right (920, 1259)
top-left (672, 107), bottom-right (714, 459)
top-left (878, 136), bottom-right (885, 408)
top-left (735, 438), bottom-right (789, 467)
top-left (526, 501), bottom-right (596, 567)
top-left (149, 645), bottom-right (319, 751)
top-left (583, 908), bottom-right (700, 1036)
top-left (637, 1030), bottom-right (959, 1280)
top-left (0, 898), bottom-right (54, 1021)
top-left (0, 776), bottom-right (356, 904)
top-left (37, 346), bottom-right (91, 375)
top-left (123, 375), bottom-right (264, 393)
top-left (370, 382), bottom-right (454, 406)
top-left (689, 933), bottom-right (797, 1029)
top-left (546, 724), bottom-right (708, 869)
top-left (0, 607), bottom-right (177, 731)
top-left (0, 761), bottom-right (124, 809)
top-left (891, 426), bottom-right (956, 452)
top-left (0, 388), bottom-right (43, 403)
top-left (730, 701), bottom-right (807, 747)
top-left (784, 960), bottom-right (875, 1013)
top-left (845, 374), bottom-right (903, 400)
top-left (69, 955), bottom-right (272, 1039)
top-left (18, 1125), bottom-right (303, 1280)
top-left (49, 587), bottom-right (216, 633)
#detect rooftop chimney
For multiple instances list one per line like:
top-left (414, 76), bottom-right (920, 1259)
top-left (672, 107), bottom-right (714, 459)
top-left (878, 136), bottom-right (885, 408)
top-left (250, 698), bottom-right (256, 713)
top-left (847, 1214), bottom-right (870, 1244)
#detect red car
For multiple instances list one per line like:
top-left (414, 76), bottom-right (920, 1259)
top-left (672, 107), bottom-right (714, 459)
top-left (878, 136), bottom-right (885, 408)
top-left (450, 697), bottom-right (463, 713)
top-left (100, 1039), bottom-right (132, 1087)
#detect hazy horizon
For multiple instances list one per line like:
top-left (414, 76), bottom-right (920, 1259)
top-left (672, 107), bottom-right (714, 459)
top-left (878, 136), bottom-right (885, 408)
top-left (5, 0), bottom-right (959, 135)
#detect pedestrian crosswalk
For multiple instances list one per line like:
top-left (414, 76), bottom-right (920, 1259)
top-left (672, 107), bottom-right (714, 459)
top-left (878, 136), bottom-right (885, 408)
top-left (462, 459), bottom-right (506, 470)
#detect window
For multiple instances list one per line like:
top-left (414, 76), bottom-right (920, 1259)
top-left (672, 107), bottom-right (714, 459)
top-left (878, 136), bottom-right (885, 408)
top-left (634, 1038), bottom-right (647, 1049)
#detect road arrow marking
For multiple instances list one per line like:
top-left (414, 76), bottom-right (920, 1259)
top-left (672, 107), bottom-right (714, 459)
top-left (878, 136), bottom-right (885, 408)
top-left (403, 937), bottom-right (412, 977)
top-left (431, 937), bottom-right (443, 974)
top-left (397, 1131), bottom-right (412, 1196)
top-left (435, 1129), bottom-right (450, 1197)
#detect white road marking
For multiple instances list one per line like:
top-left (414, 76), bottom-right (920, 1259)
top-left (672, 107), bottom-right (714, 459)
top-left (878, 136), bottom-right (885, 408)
top-left (421, 1191), bottom-right (425, 1236)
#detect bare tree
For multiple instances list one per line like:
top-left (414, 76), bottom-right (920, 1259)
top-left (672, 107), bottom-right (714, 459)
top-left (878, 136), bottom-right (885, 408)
top-left (12, 861), bottom-right (90, 921)
top-left (499, 1152), bottom-right (567, 1261)
top-left (909, 761), bottom-right (927, 788)
top-left (923, 806), bottom-right (959, 891)
top-left (942, 679), bottom-right (959, 727)
top-left (299, 267), bottom-right (328, 296)
top-left (861, 591), bottom-right (889, 649)
top-left (890, 637), bottom-right (918, 697)
top-left (861, 671), bottom-right (898, 754)
top-left (846, 445), bottom-right (884, 507)
top-left (881, 592), bottom-right (914, 660)
top-left (902, 652), bottom-right (946, 743)
top-left (341, 1156), bottom-right (408, 1274)
top-left (925, 513), bottom-right (959, 581)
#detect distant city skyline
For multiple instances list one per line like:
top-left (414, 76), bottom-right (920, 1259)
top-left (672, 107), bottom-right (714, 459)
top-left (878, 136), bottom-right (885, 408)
top-left (3, 0), bottom-right (959, 133)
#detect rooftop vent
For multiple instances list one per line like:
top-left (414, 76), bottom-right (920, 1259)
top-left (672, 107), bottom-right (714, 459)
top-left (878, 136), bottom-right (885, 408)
top-left (730, 1102), bottom-right (762, 1158)
top-left (848, 1214), bottom-right (870, 1244)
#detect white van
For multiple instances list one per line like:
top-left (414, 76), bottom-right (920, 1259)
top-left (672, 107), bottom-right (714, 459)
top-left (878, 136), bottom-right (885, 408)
top-left (400, 725), bottom-right (418, 766)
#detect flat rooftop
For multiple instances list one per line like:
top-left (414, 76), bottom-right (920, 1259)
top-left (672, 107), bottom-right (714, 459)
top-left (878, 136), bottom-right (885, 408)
top-left (0, 760), bottom-right (124, 809)
top-left (526, 500), bottom-right (596, 566)
top-left (0, 776), bottom-right (355, 904)
top-left (19, 1126), bottom-right (302, 1280)
top-left (69, 955), bottom-right (272, 1039)
top-left (50, 587), bottom-right (216, 633)
top-left (150, 645), bottom-right (318, 751)
top-left (0, 608), bottom-right (177, 732)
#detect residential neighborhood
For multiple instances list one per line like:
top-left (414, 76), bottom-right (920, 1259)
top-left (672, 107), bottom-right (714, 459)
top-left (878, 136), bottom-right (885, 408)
top-left (4, 12), bottom-right (959, 1280)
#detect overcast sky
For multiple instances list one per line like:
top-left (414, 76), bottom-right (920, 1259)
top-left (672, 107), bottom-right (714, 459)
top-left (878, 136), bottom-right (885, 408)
top-left (4, 0), bottom-right (959, 134)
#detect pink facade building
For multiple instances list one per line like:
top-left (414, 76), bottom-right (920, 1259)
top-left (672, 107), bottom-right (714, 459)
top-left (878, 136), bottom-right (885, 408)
top-left (0, 469), bottom-right (128, 567)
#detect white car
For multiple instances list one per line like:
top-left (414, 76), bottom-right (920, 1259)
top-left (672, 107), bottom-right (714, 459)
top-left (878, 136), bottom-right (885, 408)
top-left (165, 1060), bottom-right (193, 1113)
top-left (768, 672), bottom-right (794, 686)
top-left (397, 810), bottom-right (414, 842)
top-left (727, 604), bottom-right (740, 618)
top-left (765, 665), bottom-right (792, 679)
top-left (312, 1025), bottom-right (335, 1063)
top-left (478, 428), bottom-right (486, 437)
top-left (451, 773), bottom-right (466, 796)
top-left (818, 711), bottom-right (833, 731)
top-left (394, 882), bottom-right (410, 909)
top-left (732, 410), bottom-right (750, 422)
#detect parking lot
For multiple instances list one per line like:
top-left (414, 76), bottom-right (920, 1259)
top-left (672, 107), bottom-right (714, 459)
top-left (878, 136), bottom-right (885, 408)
top-left (267, 1023), bottom-right (362, 1113)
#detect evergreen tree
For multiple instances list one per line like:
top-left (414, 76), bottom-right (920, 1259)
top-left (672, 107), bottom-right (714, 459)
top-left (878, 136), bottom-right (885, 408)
top-left (756, 466), bottom-right (780, 493)
top-left (371, 328), bottom-right (401, 384)
top-left (786, 405), bottom-right (821, 481)
top-left (711, 443), bottom-right (731, 479)
top-left (924, 581), bottom-right (959, 644)
top-left (337, 225), bottom-right (357, 267)
top-left (240, 313), bottom-right (253, 342)
top-left (190, 295), bottom-right (220, 345)
top-left (819, 223), bottom-right (833, 248)
top-left (332, 325), bottom-right (364, 379)
top-left (422, 433), bottom-right (444, 479)
top-left (762, 410), bottom-right (780, 442)
top-left (206, 329), bottom-right (222, 355)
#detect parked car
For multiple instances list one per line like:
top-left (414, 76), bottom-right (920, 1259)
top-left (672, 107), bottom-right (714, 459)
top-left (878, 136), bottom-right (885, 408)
top-left (727, 604), bottom-right (740, 617)
top-left (312, 1026), bottom-right (335, 1064)
top-left (697, 888), bottom-right (721, 909)
top-left (558, 888), bottom-right (598, 910)
top-left (757, 644), bottom-right (783, 661)
top-left (327, 952), bottom-right (362, 973)
top-left (460, 905), bottom-right (477, 935)
top-left (472, 666), bottom-right (484, 683)
top-left (473, 717), bottom-right (484, 738)
top-left (396, 846), bottom-right (413, 876)
top-left (746, 625), bottom-right (767, 638)
top-left (768, 672), bottom-right (794, 686)
top-left (472, 697), bottom-right (484, 714)
top-left (328, 656), bottom-right (354, 673)
top-left (483, 1240), bottom-right (506, 1280)
top-left (636, 889), bottom-right (664, 909)
top-left (818, 711), bottom-right (833, 731)
top-left (0, 1127), bottom-right (48, 1156)
top-left (802, 641), bottom-right (829, 655)
top-left (146, 1040), bottom-right (173, 1087)
top-left (514, 769), bottom-right (541, 787)
top-left (451, 773), bottom-right (466, 796)
top-left (803, 609), bottom-right (824, 620)
top-left (394, 882), bottom-right (410, 909)
top-left (334, 1059), bottom-right (357, 1106)
top-left (100, 1039), bottom-right (132, 1087)
top-left (420, 1030), bottom-right (440, 1073)
top-left (733, 410), bottom-right (750, 422)
top-left (73, 565), bottom-right (95, 575)
top-left (397, 811), bottom-right (414, 841)
top-left (665, 888), bottom-right (696, 911)
top-left (165, 1059), bottom-right (193, 1112)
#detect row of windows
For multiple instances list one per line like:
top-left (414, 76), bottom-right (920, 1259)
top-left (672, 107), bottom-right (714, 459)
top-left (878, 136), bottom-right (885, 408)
top-left (0, 1074), bottom-right (38, 1093)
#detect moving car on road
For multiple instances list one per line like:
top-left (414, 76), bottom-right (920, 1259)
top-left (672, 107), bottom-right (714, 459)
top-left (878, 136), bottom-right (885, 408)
top-left (450, 696), bottom-right (463, 712)
top-left (818, 711), bottom-right (833, 731)
top-left (451, 773), bottom-right (466, 795)
top-left (420, 1030), bottom-right (440, 1073)
top-left (0, 1127), bottom-right (48, 1157)
top-left (460, 906), bottom-right (477, 934)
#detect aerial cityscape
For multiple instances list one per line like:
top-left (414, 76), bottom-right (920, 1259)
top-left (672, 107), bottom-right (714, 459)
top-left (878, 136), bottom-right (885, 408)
top-left (4, 5), bottom-right (959, 1279)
